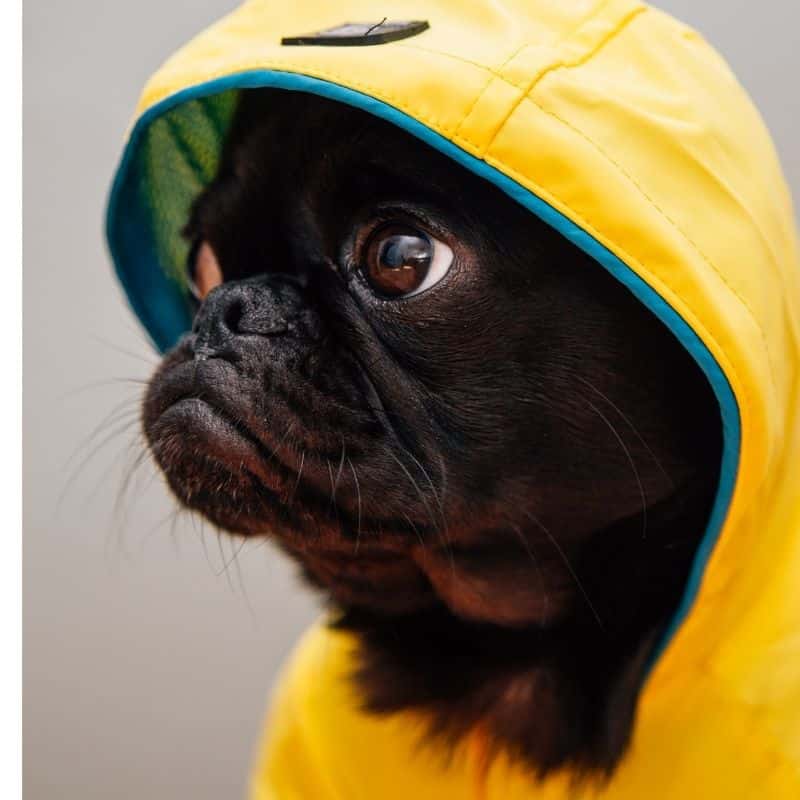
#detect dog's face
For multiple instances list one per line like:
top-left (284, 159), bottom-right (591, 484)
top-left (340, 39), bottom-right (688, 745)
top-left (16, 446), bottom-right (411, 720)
top-left (142, 89), bottom-right (724, 773)
top-left (143, 90), bottom-right (718, 636)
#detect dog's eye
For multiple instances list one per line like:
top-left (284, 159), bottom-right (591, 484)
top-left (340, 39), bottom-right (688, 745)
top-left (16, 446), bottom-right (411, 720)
top-left (187, 240), bottom-right (223, 302)
top-left (361, 224), bottom-right (453, 298)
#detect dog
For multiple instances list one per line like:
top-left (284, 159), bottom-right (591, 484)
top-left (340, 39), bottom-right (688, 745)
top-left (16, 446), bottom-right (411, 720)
top-left (142, 88), bottom-right (721, 777)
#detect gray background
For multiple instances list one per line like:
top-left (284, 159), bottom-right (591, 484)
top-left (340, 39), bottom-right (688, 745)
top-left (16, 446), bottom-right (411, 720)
top-left (23, 2), bottom-right (799, 798)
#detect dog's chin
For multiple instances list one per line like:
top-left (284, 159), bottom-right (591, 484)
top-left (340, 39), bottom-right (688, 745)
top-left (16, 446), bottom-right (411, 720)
top-left (297, 551), bottom-right (439, 616)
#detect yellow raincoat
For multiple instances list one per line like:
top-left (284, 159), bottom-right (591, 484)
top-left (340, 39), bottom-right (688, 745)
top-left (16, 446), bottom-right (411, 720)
top-left (106, 2), bottom-right (800, 797)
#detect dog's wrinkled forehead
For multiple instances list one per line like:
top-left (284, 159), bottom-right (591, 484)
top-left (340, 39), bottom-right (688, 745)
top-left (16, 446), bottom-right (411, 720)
top-left (228, 90), bottom-right (468, 189)
top-left (192, 91), bottom-right (515, 237)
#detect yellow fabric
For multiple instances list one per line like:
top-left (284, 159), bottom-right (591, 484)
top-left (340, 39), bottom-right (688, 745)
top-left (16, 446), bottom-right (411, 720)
top-left (128, 1), bottom-right (800, 796)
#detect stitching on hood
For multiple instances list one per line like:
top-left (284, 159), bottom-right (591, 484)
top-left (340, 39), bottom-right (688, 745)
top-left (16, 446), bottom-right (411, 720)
top-left (478, 3), bottom-right (646, 157)
top-left (452, 42), bottom-right (530, 143)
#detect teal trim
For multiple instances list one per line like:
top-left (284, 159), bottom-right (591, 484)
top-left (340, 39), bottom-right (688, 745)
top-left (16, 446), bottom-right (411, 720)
top-left (105, 70), bottom-right (741, 675)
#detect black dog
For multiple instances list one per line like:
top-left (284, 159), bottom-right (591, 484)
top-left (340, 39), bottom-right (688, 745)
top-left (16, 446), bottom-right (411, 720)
top-left (142, 89), bottom-right (721, 777)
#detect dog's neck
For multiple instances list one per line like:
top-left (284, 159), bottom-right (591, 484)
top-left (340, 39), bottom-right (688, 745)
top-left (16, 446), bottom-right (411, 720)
top-left (332, 470), bottom-right (716, 777)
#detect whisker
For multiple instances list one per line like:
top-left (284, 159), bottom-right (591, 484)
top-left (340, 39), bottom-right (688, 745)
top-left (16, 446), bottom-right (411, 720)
top-left (189, 511), bottom-right (217, 571)
top-left (384, 447), bottom-right (438, 532)
top-left (102, 431), bottom-right (155, 563)
top-left (508, 522), bottom-right (549, 621)
top-left (111, 437), bottom-right (157, 541)
top-left (521, 508), bottom-right (605, 631)
top-left (64, 395), bottom-right (142, 469)
top-left (114, 440), bottom-right (154, 519)
top-left (88, 333), bottom-right (158, 368)
top-left (434, 452), bottom-right (449, 511)
top-left (217, 529), bottom-right (256, 620)
top-left (121, 319), bottom-right (159, 354)
top-left (216, 533), bottom-right (247, 576)
top-left (287, 450), bottom-right (306, 508)
top-left (401, 512), bottom-right (427, 557)
top-left (194, 512), bottom-right (216, 573)
top-left (326, 458), bottom-right (338, 517)
top-left (215, 525), bottom-right (236, 593)
top-left (136, 506), bottom-right (182, 555)
top-left (347, 456), bottom-right (362, 554)
top-left (586, 399), bottom-right (648, 540)
top-left (403, 447), bottom-right (448, 532)
top-left (576, 375), bottom-right (673, 488)
top-left (334, 441), bottom-right (346, 493)
top-left (57, 376), bottom-right (149, 402)
top-left (267, 421), bottom-right (296, 462)
top-left (396, 445), bottom-right (454, 577)
top-left (89, 427), bottom-right (146, 515)
top-left (167, 506), bottom-right (182, 558)
top-left (232, 539), bottom-right (258, 625)
top-left (385, 446), bottom-right (456, 577)
top-left (58, 413), bottom-right (141, 510)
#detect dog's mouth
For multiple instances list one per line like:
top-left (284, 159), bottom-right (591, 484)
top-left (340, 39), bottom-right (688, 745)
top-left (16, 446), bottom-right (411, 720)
top-left (157, 397), bottom-right (280, 485)
top-left (143, 353), bottom-right (314, 533)
top-left (144, 351), bottom-right (425, 539)
top-left (147, 365), bottom-right (441, 613)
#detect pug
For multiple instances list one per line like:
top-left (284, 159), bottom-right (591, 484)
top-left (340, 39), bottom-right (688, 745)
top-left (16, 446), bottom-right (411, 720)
top-left (142, 89), bottom-right (721, 776)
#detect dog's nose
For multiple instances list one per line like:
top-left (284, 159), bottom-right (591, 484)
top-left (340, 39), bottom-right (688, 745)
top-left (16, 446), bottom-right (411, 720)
top-left (191, 275), bottom-right (306, 358)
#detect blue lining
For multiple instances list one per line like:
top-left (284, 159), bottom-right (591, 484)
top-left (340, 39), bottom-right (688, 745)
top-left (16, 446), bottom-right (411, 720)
top-left (105, 70), bottom-right (741, 675)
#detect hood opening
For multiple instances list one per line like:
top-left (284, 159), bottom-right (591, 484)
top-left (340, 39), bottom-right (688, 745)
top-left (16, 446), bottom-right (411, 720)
top-left (106, 71), bottom-right (741, 680)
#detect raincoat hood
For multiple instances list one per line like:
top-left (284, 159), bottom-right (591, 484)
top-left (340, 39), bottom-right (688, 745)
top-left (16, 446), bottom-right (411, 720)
top-left (106, 1), bottom-right (800, 797)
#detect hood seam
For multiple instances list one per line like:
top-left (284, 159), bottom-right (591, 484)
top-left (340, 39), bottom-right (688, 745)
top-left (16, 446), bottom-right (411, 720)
top-left (480, 3), bottom-right (646, 156)
top-left (452, 41), bottom-right (531, 143)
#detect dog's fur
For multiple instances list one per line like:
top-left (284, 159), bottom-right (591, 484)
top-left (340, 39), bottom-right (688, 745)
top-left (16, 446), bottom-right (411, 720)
top-left (142, 90), bottom-right (721, 777)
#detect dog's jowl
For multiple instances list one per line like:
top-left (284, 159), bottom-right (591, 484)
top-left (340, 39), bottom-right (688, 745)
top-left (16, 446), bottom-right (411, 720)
top-left (107, 3), bottom-right (800, 797)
